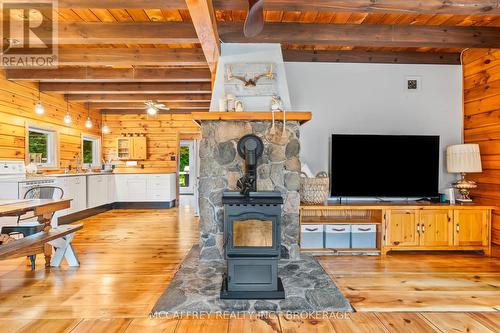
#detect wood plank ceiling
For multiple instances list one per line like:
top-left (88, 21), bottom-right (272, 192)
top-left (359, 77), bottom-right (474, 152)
top-left (5, 1), bottom-right (500, 114)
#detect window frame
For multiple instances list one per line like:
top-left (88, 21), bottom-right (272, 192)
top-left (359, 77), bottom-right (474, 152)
top-left (25, 124), bottom-right (59, 169)
top-left (81, 133), bottom-right (101, 168)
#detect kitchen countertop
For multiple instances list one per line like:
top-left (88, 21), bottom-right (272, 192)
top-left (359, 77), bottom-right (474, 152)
top-left (48, 171), bottom-right (175, 177)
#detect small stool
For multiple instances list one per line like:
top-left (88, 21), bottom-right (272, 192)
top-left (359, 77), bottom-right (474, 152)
top-left (1, 224), bottom-right (44, 270)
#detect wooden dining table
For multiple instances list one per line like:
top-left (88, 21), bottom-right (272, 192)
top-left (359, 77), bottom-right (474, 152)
top-left (0, 199), bottom-right (72, 267)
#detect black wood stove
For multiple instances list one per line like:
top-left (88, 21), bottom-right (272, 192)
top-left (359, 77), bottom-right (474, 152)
top-left (220, 135), bottom-right (285, 299)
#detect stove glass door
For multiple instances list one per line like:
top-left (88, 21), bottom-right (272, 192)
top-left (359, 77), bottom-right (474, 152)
top-left (233, 219), bottom-right (273, 247)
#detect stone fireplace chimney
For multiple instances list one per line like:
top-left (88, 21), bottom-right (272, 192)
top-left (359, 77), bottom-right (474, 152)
top-left (197, 43), bottom-right (303, 262)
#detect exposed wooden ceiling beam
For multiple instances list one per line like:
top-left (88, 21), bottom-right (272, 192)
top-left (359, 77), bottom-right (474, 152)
top-left (102, 109), bottom-right (206, 114)
top-left (57, 22), bottom-right (197, 44)
top-left (58, 0), bottom-right (187, 8)
top-left (282, 49), bottom-right (462, 65)
top-left (52, 48), bottom-right (207, 66)
top-left (219, 23), bottom-right (500, 48)
top-left (66, 94), bottom-right (212, 102)
top-left (40, 82), bottom-right (212, 94)
top-left (185, 0), bottom-right (221, 73)
top-left (213, 0), bottom-right (500, 15)
top-left (6, 68), bottom-right (211, 82)
top-left (89, 102), bottom-right (210, 109)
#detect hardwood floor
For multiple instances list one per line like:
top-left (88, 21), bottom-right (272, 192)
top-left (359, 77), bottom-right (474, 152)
top-left (0, 207), bottom-right (499, 332)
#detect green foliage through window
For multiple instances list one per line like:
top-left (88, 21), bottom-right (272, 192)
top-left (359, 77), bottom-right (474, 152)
top-left (28, 130), bottom-right (48, 163)
top-left (179, 146), bottom-right (190, 187)
top-left (83, 140), bottom-right (93, 164)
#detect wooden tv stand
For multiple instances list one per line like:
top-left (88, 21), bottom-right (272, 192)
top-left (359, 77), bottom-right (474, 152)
top-left (299, 202), bottom-right (494, 256)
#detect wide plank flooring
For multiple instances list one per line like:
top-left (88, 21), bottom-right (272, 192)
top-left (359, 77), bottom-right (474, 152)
top-left (0, 207), bottom-right (499, 332)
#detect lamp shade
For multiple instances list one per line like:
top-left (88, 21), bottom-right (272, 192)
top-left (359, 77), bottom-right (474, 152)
top-left (446, 144), bottom-right (482, 173)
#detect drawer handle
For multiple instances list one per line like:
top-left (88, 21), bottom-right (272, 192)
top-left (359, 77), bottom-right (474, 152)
top-left (305, 228), bottom-right (318, 232)
top-left (357, 228), bottom-right (371, 232)
top-left (393, 241), bottom-right (400, 245)
top-left (456, 223), bottom-right (460, 233)
top-left (332, 228), bottom-right (346, 232)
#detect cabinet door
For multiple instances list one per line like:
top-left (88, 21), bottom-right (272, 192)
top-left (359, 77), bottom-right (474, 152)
top-left (132, 137), bottom-right (147, 160)
top-left (117, 138), bottom-right (130, 160)
top-left (107, 175), bottom-right (115, 204)
top-left (72, 176), bottom-right (87, 212)
top-left (126, 179), bottom-right (147, 201)
top-left (386, 210), bottom-right (419, 247)
top-left (419, 210), bottom-right (453, 247)
top-left (454, 210), bottom-right (489, 247)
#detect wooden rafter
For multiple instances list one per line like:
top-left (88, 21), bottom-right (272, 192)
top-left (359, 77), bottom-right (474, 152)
top-left (57, 22), bottom-right (197, 45)
top-left (66, 94), bottom-right (212, 102)
top-left (58, 0), bottom-right (187, 8)
top-left (185, 0), bottom-right (221, 73)
top-left (101, 109), bottom-right (206, 114)
top-left (89, 102), bottom-right (210, 109)
top-left (6, 68), bottom-right (211, 82)
top-left (213, 0), bottom-right (500, 15)
top-left (219, 22), bottom-right (500, 48)
top-left (282, 50), bottom-right (462, 65)
top-left (40, 82), bottom-right (212, 94)
top-left (48, 48), bottom-right (207, 66)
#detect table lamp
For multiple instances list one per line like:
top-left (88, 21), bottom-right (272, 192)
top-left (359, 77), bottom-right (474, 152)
top-left (446, 144), bottom-right (482, 202)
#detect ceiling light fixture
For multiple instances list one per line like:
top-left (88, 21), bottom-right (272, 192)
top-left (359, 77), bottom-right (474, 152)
top-left (146, 104), bottom-right (158, 116)
top-left (34, 82), bottom-right (45, 115)
top-left (85, 102), bottom-right (92, 129)
top-left (102, 111), bottom-right (110, 134)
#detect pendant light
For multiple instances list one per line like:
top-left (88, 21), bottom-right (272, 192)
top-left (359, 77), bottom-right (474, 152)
top-left (63, 98), bottom-right (72, 124)
top-left (102, 111), bottom-right (110, 134)
top-left (34, 82), bottom-right (45, 115)
top-left (85, 102), bottom-right (92, 129)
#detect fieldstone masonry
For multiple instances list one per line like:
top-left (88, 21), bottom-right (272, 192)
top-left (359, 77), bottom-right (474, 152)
top-left (198, 120), bottom-right (301, 261)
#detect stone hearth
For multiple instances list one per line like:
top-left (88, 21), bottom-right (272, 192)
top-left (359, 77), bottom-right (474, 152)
top-left (198, 120), bottom-right (301, 261)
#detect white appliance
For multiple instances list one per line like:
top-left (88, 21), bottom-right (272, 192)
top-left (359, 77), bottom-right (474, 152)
top-left (0, 160), bottom-right (56, 226)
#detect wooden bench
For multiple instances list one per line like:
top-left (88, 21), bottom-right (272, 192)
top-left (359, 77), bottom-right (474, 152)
top-left (0, 224), bottom-right (83, 270)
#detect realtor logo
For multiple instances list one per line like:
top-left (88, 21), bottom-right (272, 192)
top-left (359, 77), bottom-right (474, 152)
top-left (1, 0), bottom-right (58, 67)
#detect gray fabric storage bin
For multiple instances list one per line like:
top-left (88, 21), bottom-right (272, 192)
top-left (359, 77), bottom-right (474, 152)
top-left (300, 224), bottom-right (324, 249)
top-left (325, 224), bottom-right (351, 249)
top-left (351, 224), bottom-right (377, 249)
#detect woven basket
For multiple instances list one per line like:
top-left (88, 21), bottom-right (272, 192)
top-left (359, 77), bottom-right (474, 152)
top-left (300, 171), bottom-right (330, 204)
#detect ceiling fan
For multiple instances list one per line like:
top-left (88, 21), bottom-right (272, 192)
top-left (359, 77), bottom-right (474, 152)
top-left (244, 0), bottom-right (265, 38)
top-left (144, 100), bottom-right (169, 116)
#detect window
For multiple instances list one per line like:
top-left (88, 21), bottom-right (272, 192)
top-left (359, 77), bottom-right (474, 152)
top-left (82, 134), bottom-right (101, 168)
top-left (179, 140), bottom-right (195, 194)
top-left (27, 126), bottom-right (57, 168)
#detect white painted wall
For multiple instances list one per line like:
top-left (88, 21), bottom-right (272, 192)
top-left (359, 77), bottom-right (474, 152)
top-left (210, 43), bottom-right (292, 111)
top-left (285, 62), bottom-right (463, 190)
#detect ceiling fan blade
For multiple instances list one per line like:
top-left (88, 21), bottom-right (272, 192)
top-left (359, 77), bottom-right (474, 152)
top-left (244, 0), bottom-right (264, 38)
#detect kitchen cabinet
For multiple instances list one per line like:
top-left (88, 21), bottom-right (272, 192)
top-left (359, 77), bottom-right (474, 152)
top-left (115, 173), bottom-right (176, 202)
top-left (107, 174), bottom-right (115, 204)
top-left (87, 175), bottom-right (108, 208)
top-left (147, 174), bottom-right (176, 202)
top-left (54, 176), bottom-right (86, 217)
top-left (117, 137), bottom-right (147, 160)
top-left (453, 210), bottom-right (489, 247)
top-left (115, 174), bottom-right (147, 202)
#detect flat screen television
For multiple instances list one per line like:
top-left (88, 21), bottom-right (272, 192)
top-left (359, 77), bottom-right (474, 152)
top-left (331, 134), bottom-right (440, 198)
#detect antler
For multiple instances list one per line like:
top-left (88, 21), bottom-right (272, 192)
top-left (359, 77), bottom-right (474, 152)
top-left (227, 65), bottom-right (253, 86)
top-left (253, 64), bottom-right (275, 85)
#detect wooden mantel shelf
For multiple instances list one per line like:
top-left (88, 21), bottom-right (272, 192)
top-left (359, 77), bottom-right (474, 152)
top-left (191, 112), bottom-right (312, 125)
